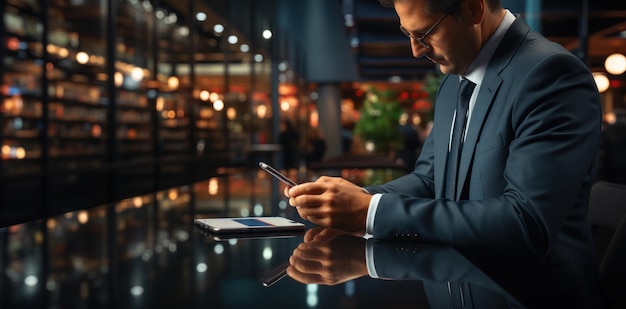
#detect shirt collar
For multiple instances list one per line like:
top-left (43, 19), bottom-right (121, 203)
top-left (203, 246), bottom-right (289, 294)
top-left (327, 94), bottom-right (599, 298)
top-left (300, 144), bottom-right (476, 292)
top-left (461, 10), bottom-right (516, 85)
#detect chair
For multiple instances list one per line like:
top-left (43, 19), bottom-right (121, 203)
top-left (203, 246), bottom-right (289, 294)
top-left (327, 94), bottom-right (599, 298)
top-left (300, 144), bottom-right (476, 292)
top-left (599, 213), bottom-right (626, 308)
top-left (588, 181), bottom-right (626, 265)
top-left (588, 181), bottom-right (626, 308)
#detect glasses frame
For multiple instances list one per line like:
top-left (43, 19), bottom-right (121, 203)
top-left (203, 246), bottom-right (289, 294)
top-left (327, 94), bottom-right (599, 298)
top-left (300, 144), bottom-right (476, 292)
top-left (399, 3), bottom-right (458, 49)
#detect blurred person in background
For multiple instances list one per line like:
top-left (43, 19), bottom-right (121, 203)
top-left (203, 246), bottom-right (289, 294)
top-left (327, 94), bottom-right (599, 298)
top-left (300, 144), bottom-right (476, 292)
top-left (303, 127), bottom-right (327, 168)
top-left (600, 109), bottom-right (626, 184)
top-left (396, 113), bottom-right (423, 174)
top-left (279, 119), bottom-right (299, 171)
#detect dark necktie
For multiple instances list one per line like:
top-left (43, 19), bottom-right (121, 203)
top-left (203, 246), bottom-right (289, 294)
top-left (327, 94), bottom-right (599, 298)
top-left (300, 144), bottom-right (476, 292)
top-left (445, 79), bottom-right (476, 200)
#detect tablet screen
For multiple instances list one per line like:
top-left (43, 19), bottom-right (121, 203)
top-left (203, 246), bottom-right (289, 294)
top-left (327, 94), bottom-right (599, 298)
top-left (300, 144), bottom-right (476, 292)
top-left (233, 218), bottom-right (274, 227)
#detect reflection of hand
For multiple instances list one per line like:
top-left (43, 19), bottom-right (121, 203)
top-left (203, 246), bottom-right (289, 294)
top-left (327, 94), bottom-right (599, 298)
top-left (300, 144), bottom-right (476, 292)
top-left (287, 228), bottom-right (369, 286)
top-left (303, 226), bottom-right (366, 242)
top-left (285, 176), bottom-right (372, 233)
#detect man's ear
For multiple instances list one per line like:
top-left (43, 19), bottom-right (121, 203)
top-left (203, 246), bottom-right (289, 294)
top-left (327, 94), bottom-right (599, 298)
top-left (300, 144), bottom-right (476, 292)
top-left (466, 0), bottom-right (485, 24)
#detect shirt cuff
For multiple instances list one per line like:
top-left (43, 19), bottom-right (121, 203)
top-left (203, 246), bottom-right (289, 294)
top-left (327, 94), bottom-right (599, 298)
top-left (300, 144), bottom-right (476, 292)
top-left (366, 193), bottom-right (382, 235)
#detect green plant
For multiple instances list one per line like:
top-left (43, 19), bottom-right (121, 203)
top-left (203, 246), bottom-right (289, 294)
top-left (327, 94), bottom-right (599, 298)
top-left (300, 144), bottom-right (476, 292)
top-left (422, 72), bottom-right (444, 124)
top-left (354, 87), bottom-right (404, 155)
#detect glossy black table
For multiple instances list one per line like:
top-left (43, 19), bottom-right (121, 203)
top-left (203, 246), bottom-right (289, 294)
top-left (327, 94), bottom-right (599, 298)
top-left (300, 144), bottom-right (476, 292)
top-left (0, 178), bottom-right (427, 308)
top-left (0, 177), bottom-right (607, 308)
top-left (0, 224), bottom-right (426, 307)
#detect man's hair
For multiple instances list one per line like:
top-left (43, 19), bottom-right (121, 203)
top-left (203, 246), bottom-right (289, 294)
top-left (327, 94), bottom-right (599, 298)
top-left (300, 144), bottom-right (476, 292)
top-left (379, 0), bottom-right (502, 14)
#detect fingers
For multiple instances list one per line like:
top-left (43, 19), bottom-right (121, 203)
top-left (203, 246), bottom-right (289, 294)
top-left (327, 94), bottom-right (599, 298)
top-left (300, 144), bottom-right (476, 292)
top-left (290, 249), bottom-right (325, 268)
top-left (293, 200), bottom-right (338, 224)
top-left (287, 244), bottom-right (331, 284)
top-left (303, 227), bottom-right (325, 242)
top-left (310, 228), bottom-right (347, 242)
top-left (286, 265), bottom-right (324, 284)
top-left (290, 194), bottom-right (325, 224)
top-left (288, 176), bottom-right (348, 199)
top-left (289, 194), bottom-right (325, 208)
top-left (296, 242), bottom-right (332, 257)
top-left (295, 210), bottom-right (330, 228)
top-left (287, 177), bottom-right (369, 232)
top-left (287, 243), bottom-right (355, 286)
top-left (288, 182), bottom-right (328, 198)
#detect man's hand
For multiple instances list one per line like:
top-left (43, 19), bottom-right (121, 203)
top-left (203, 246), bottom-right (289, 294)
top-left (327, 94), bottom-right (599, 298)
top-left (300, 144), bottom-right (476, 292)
top-left (284, 176), bottom-right (372, 233)
top-left (287, 228), bottom-right (369, 285)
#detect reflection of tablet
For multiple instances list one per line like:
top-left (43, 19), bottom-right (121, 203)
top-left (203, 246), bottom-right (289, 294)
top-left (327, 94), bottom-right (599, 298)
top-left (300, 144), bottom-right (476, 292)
top-left (194, 217), bottom-right (306, 234)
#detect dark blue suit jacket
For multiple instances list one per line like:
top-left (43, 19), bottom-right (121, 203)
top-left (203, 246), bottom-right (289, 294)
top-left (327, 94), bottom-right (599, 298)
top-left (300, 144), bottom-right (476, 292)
top-left (366, 16), bottom-right (602, 270)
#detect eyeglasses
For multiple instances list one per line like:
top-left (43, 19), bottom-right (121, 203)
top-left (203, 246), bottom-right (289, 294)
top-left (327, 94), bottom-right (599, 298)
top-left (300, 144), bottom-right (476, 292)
top-left (399, 4), bottom-right (458, 49)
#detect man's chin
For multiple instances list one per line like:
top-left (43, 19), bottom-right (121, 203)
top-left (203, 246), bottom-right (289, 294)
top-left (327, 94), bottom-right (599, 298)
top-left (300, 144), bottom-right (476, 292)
top-left (438, 63), bottom-right (461, 76)
top-left (438, 64), bottom-right (451, 75)
top-left (425, 56), bottom-right (450, 73)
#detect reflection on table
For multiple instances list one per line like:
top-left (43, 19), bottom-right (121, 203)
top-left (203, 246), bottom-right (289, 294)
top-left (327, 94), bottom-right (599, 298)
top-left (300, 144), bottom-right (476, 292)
top-left (0, 176), bottom-right (424, 308)
top-left (0, 174), bottom-right (607, 308)
top-left (287, 228), bottom-right (605, 308)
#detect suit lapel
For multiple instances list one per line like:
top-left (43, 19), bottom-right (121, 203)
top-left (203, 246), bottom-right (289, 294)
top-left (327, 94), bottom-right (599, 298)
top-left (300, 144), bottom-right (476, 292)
top-left (455, 17), bottom-right (530, 200)
top-left (456, 77), bottom-right (502, 200)
top-left (434, 76), bottom-right (458, 198)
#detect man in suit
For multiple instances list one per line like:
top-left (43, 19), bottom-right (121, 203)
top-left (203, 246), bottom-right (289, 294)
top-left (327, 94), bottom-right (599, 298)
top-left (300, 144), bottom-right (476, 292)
top-left (286, 0), bottom-right (603, 301)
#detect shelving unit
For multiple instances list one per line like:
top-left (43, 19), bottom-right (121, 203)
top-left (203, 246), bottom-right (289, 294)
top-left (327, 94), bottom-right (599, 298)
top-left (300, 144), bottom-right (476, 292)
top-left (0, 0), bottom-right (237, 226)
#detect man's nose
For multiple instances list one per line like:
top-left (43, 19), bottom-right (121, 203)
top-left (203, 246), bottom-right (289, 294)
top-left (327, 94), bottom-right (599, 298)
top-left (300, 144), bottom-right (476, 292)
top-left (410, 40), bottom-right (429, 58)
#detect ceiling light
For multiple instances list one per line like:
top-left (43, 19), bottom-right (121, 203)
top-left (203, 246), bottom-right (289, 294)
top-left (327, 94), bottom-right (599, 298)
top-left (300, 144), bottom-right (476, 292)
top-left (593, 73), bottom-right (610, 93)
top-left (167, 76), bottom-right (179, 90)
top-left (278, 61), bottom-right (288, 71)
top-left (142, 0), bottom-right (152, 12)
top-left (177, 26), bottom-right (189, 37)
top-left (604, 53), bottom-right (626, 75)
top-left (213, 24), bottom-right (224, 34)
top-left (166, 13), bottom-right (177, 24)
top-left (155, 9), bottom-right (165, 19)
top-left (344, 14), bottom-right (354, 27)
top-left (76, 51), bottom-right (89, 64)
top-left (350, 36), bottom-right (359, 48)
top-left (195, 12), bottom-right (207, 22)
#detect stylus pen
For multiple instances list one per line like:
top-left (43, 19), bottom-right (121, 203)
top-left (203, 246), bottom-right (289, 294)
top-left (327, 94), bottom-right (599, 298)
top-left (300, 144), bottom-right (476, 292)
top-left (259, 162), bottom-right (298, 187)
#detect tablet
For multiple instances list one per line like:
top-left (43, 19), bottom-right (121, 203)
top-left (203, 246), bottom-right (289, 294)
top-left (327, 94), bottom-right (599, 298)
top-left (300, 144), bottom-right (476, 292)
top-left (194, 216), bottom-right (306, 234)
top-left (193, 225), bottom-right (304, 241)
